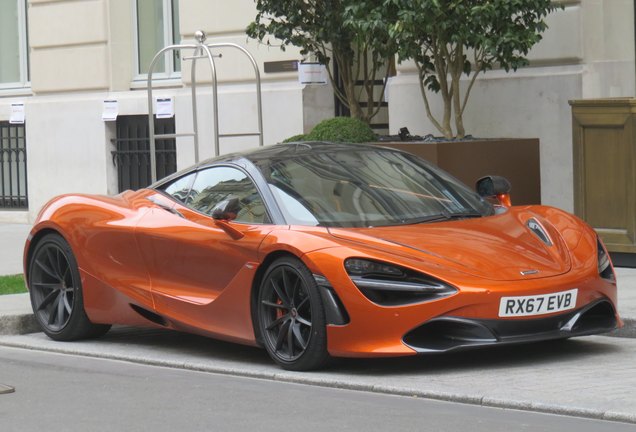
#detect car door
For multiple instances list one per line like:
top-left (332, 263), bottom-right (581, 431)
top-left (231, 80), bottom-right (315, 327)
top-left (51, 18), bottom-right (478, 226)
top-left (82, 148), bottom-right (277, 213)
top-left (135, 165), bottom-right (276, 333)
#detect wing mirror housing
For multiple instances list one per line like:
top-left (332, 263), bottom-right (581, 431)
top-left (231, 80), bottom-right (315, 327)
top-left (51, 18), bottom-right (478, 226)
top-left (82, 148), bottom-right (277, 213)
top-left (211, 198), bottom-right (244, 240)
top-left (476, 176), bottom-right (512, 208)
top-left (211, 198), bottom-right (240, 221)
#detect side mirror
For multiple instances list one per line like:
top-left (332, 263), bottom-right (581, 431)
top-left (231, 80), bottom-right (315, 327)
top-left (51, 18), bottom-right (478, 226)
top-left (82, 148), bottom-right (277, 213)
top-left (211, 197), bottom-right (241, 220)
top-left (211, 198), bottom-right (244, 240)
top-left (476, 176), bottom-right (512, 207)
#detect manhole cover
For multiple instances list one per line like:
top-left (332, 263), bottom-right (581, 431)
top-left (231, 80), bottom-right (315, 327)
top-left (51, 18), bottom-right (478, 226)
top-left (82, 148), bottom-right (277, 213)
top-left (0, 384), bottom-right (15, 394)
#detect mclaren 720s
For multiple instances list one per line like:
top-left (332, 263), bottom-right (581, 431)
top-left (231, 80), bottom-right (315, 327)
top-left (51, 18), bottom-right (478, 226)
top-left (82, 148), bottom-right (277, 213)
top-left (24, 142), bottom-right (620, 370)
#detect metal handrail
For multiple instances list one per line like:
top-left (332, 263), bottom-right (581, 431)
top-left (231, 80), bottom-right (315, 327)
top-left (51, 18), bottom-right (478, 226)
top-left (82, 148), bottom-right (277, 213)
top-left (146, 30), bottom-right (264, 183)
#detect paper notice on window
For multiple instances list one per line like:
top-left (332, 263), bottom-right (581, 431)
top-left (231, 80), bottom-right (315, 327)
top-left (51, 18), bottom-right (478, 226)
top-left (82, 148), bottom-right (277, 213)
top-left (298, 63), bottom-right (328, 85)
top-left (102, 100), bottom-right (118, 121)
top-left (9, 102), bottom-right (25, 124)
top-left (156, 97), bottom-right (174, 119)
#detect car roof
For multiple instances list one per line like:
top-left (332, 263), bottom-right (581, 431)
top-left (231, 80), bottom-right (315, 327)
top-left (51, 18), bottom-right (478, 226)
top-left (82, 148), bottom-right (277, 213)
top-left (204, 141), bottom-right (389, 165)
top-left (151, 141), bottom-right (401, 188)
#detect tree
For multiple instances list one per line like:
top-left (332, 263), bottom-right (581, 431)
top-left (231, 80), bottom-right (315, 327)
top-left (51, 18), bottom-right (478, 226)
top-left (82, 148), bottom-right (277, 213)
top-left (346, 0), bottom-right (560, 138)
top-left (246, 0), bottom-right (395, 123)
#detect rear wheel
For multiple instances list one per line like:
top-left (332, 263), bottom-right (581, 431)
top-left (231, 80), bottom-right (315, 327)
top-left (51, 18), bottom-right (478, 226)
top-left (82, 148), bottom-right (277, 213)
top-left (257, 257), bottom-right (330, 371)
top-left (28, 233), bottom-right (110, 340)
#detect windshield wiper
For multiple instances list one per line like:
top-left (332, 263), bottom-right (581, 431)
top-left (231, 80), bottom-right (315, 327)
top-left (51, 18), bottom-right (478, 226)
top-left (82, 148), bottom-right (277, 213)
top-left (401, 210), bottom-right (482, 225)
top-left (442, 210), bottom-right (483, 220)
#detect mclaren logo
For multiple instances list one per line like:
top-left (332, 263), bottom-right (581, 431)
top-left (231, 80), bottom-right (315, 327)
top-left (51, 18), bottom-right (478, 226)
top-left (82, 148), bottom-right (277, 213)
top-left (520, 269), bottom-right (540, 276)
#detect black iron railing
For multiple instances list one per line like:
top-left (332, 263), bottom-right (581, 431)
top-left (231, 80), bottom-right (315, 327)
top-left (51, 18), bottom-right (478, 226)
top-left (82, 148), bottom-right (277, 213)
top-left (111, 115), bottom-right (177, 192)
top-left (0, 122), bottom-right (28, 209)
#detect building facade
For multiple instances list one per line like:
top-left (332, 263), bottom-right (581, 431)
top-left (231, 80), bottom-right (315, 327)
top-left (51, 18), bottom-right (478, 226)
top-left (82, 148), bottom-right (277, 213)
top-left (0, 0), bottom-right (634, 222)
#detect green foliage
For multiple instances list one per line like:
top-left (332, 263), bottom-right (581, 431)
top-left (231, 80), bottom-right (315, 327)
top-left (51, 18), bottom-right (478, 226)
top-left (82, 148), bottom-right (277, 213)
top-left (247, 0), bottom-right (395, 123)
top-left (283, 134), bottom-right (307, 143)
top-left (0, 274), bottom-right (26, 295)
top-left (345, 0), bottom-right (560, 138)
top-left (304, 117), bottom-right (377, 143)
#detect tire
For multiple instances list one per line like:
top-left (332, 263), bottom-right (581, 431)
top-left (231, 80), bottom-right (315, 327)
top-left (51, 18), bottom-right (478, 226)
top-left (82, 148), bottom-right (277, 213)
top-left (257, 256), bottom-right (330, 371)
top-left (28, 233), bottom-right (111, 341)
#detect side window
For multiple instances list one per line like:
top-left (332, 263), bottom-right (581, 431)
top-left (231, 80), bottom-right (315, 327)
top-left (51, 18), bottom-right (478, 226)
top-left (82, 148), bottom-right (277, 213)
top-left (187, 166), bottom-right (270, 224)
top-left (162, 172), bottom-right (195, 203)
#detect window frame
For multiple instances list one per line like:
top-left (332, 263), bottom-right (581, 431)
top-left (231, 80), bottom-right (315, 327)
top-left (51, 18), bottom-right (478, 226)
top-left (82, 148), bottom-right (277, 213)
top-left (0, 0), bottom-right (30, 92)
top-left (159, 164), bottom-right (274, 226)
top-left (132, 0), bottom-right (180, 83)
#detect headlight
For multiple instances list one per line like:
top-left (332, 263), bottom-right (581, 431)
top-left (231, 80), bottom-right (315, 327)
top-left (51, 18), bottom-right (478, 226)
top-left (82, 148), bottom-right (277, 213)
top-left (344, 258), bottom-right (457, 306)
top-left (597, 238), bottom-right (615, 282)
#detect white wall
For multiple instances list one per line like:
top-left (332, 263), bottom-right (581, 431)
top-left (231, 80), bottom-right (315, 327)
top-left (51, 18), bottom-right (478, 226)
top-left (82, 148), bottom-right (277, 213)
top-left (172, 81), bottom-right (305, 168)
top-left (24, 95), bottom-right (113, 219)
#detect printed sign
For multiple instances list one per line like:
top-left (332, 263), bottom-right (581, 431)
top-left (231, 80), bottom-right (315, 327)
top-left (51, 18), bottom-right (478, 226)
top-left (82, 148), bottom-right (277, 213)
top-left (9, 102), bottom-right (25, 124)
top-left (102, 100), bottom-right (118, 121)
top-left (156, 97), bottom-right (174, 119)
top-left (298, 63), bottom-right (328, 85)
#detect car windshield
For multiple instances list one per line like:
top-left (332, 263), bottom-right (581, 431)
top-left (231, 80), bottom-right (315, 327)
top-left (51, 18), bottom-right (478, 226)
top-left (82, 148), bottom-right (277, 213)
top-left (255, 146), bottom-right (494, 228)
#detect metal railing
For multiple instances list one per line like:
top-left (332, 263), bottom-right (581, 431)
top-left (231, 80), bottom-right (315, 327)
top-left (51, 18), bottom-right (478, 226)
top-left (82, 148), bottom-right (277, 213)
top-left (146, 30), bottom-right (264, 183)
top-left (0, 122), bottom-right (28, 209)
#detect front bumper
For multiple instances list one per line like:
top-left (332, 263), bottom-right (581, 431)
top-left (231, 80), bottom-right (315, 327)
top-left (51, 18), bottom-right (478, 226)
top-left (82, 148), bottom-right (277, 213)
top-left (403, 298), bottom-right (618, 353)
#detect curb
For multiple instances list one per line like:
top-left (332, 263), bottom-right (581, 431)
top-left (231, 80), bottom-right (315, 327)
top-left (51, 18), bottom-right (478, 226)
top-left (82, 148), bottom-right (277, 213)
top-left (0, 314), bottom-right (39, 336)
top-left (0, 337), bottom-right (634, 425)
top-left (606, 318), bottom-right (636, 339)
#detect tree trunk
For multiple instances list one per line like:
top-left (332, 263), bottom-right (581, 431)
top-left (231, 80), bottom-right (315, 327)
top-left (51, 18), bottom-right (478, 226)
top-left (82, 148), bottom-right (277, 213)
top-left (336, 52), bottom-right (366, 122)
top-left (452, 72), bottom-right (465, 138)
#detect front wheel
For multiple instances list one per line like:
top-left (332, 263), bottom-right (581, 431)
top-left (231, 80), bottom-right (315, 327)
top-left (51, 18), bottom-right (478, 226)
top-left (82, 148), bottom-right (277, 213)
top-left (28, 233), bottom-right (111, 341)
top-left (257, 257), bottom-right (330, 371)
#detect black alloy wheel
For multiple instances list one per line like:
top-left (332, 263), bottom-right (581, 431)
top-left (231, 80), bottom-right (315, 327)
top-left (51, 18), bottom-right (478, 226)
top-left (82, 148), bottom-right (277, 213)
top-left (28, 233), bottom-right (110, 340)
top-left (257, 256), bottom-right (329, 371)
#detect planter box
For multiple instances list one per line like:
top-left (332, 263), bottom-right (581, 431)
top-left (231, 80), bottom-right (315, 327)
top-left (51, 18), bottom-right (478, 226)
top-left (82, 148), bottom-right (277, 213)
top-left (377, 138), bottom-right (541, 206)
top-left (570, 98), bottom-right (636, 257)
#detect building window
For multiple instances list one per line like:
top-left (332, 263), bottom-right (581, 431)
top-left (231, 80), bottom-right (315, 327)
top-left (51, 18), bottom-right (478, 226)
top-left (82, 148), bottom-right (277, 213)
top-left (0, 122), bottom-right (28, 209)
top-left (0, 0), bottom-right (29, 89)
top-left (135, 0), bottom-right (180, 78)
top-left (111, 115), bottom-right (177, 192)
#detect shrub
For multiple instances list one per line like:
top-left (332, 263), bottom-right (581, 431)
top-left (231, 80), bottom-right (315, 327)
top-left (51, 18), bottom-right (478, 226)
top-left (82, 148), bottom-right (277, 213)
top-left (282, 134), bottom-right (307, 143)
top-left (305, 117), bottom-right (377, 143)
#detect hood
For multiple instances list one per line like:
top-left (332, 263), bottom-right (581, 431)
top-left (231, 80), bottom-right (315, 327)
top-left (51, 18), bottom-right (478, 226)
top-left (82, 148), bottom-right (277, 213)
top-left (328, 209), bottom-right (572, 281)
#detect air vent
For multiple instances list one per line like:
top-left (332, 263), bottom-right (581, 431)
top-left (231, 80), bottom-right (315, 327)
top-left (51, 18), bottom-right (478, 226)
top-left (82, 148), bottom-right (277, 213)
top-left (130, 304), bottom-right (168, 326)
top-left (526, 218), bottom-right (552, 246)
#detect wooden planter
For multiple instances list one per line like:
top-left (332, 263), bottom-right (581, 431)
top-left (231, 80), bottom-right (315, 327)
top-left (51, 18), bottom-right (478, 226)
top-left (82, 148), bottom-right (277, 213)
top-left (377, 138), bottom-right (541, 206)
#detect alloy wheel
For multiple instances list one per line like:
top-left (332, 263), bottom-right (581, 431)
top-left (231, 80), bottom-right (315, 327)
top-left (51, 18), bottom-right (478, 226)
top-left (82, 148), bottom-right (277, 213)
top-left (30, 242), bottom-right (76, 332)
top-left (259, 265), bottom-right (314, 362)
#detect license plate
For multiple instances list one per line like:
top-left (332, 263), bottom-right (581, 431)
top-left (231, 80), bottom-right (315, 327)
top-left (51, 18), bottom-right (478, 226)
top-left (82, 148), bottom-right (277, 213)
top-left (498, 289), bottom-right (578, 317)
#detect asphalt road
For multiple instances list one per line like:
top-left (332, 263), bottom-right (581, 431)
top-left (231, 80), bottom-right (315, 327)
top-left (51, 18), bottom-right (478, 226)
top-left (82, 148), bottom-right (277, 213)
top-left (0, 346), bottom-right (633, 432)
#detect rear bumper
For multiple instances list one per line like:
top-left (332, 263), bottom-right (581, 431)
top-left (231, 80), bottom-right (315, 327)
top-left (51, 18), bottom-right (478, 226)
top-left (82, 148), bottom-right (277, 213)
top-left (403, 299), bottom-right (619, 353)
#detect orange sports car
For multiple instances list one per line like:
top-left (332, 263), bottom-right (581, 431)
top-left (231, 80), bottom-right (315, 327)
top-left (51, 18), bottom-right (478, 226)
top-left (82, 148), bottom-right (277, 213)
top-left (24, 142), bottom-right (620, 370)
